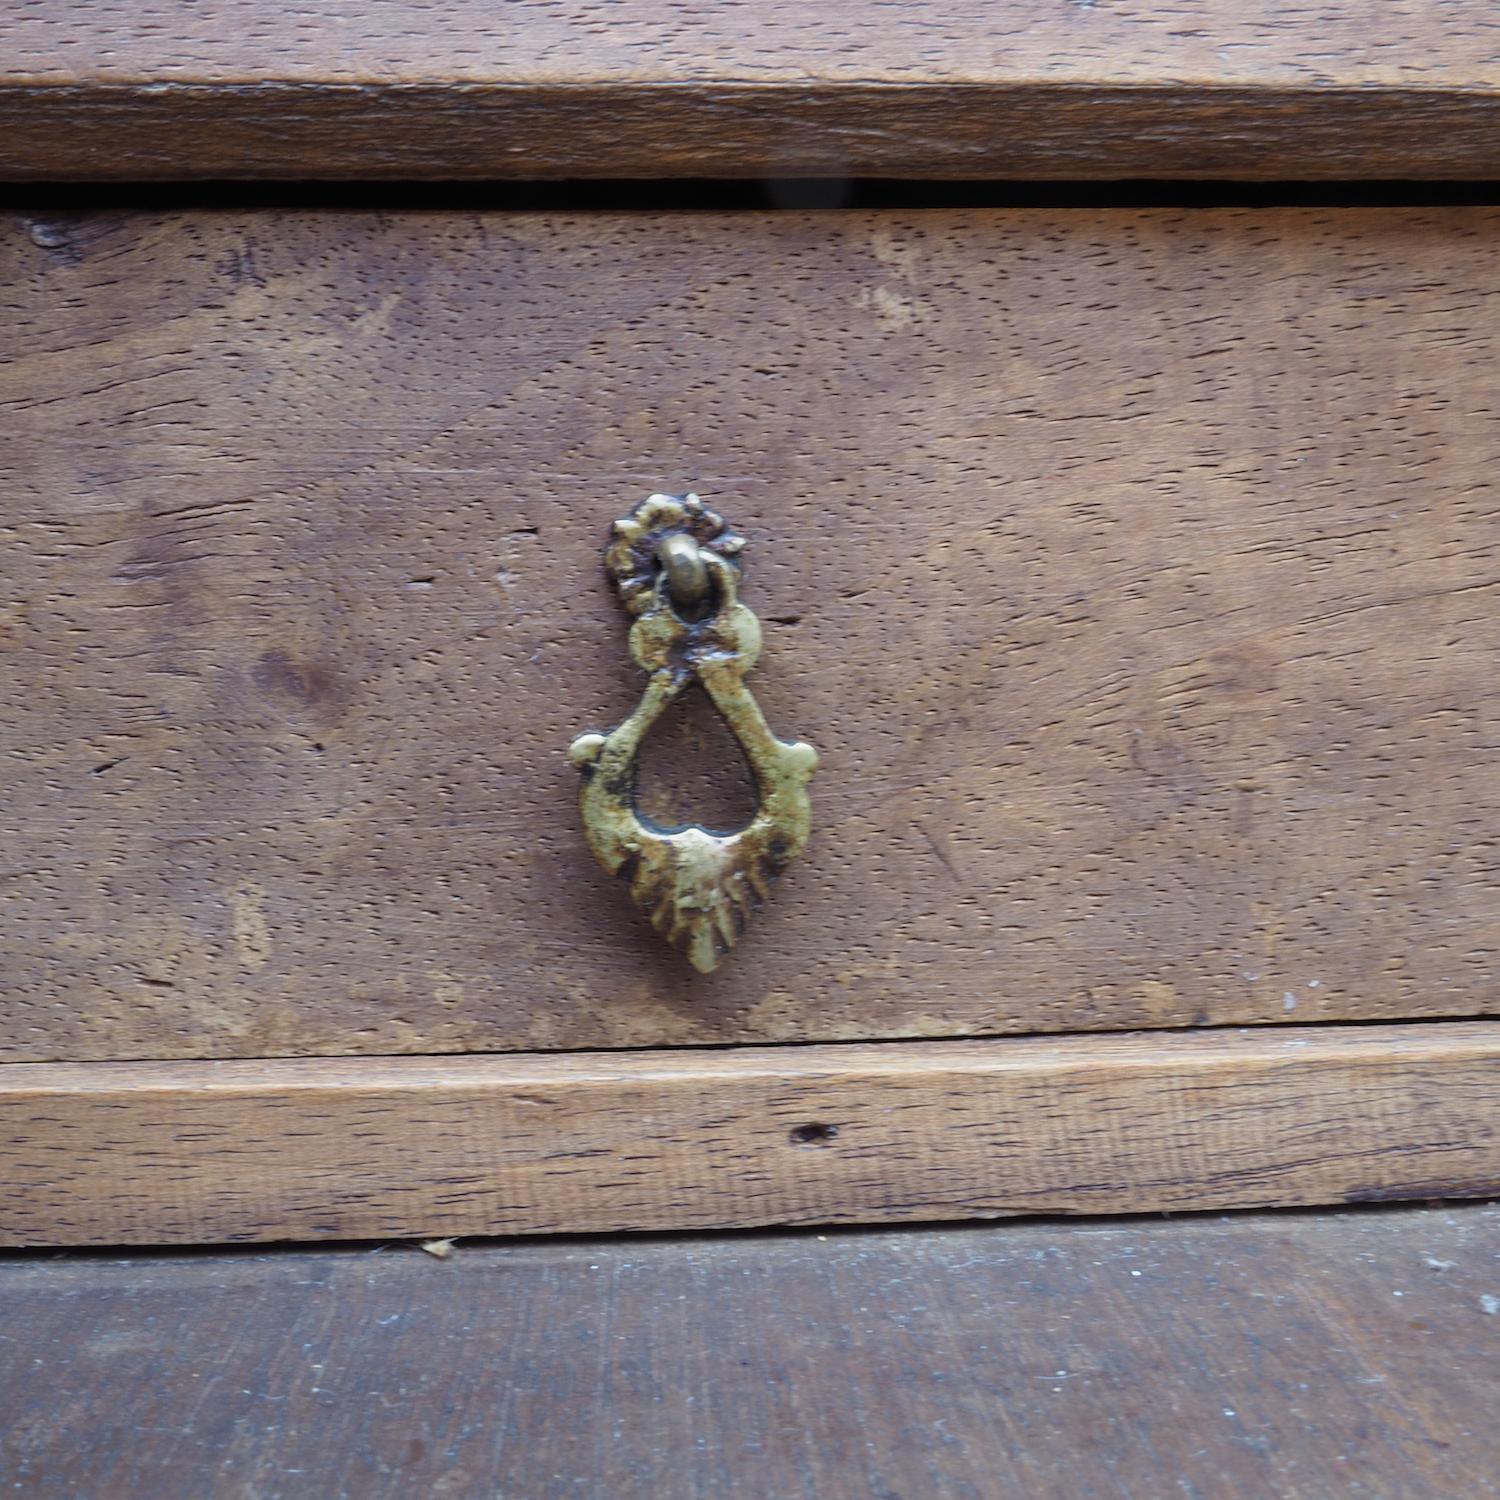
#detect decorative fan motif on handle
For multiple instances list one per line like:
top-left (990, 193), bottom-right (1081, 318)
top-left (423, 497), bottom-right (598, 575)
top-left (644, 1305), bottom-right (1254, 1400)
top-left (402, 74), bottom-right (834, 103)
top-left (568, 494), bottom-right (817, 972)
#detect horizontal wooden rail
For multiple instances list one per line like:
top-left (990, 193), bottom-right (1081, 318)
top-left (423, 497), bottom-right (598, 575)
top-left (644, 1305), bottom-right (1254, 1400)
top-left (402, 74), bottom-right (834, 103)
top-left (2, 1024), bottom-right (1496, 1245)
top-left (3, 2), bottom-right (1500, 179)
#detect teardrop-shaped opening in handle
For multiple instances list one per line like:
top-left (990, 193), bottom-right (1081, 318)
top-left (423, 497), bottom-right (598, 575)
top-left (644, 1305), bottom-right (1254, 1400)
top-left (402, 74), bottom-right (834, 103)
top-left (633, 682), bottom-right (758, 836)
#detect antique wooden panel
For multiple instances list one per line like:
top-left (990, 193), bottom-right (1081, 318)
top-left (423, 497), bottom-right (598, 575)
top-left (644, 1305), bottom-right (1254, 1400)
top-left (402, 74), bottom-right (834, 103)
top-left (3, 1204), bottom-right (1498, 1497)
top-left (1, 1024), bottom-right (1497, 1245)
top-left (5, 206), bottom-right (1500, 1061)
top-left (4, 1), bottom-right (1500, 179)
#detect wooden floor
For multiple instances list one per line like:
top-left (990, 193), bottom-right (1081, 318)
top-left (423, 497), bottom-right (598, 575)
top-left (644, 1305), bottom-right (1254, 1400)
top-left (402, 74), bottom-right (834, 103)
top-left (1, 1204), bottom-right (1496, 1498)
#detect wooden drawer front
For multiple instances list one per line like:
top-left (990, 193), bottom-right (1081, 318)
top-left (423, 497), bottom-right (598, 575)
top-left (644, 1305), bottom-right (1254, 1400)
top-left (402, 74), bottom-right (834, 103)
top-left (4, 206), bottom-right (1499, 1063)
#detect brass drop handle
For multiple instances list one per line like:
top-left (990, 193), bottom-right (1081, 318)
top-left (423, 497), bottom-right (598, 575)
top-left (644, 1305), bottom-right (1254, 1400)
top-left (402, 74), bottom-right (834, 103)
top-left (568, 494), bottom-right (817, 972)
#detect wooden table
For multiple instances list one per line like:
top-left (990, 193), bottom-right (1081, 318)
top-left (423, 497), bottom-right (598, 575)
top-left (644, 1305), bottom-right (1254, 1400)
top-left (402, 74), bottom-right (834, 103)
top-left (5, 3), bottom-right (1500, 1249)
top-left (2, 1202), bottom-right (1496, 1497)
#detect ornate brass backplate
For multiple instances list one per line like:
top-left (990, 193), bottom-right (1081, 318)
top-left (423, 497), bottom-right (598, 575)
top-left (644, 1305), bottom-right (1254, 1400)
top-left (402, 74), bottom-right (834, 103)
top-left (568, 494), bottom-right (817, 972)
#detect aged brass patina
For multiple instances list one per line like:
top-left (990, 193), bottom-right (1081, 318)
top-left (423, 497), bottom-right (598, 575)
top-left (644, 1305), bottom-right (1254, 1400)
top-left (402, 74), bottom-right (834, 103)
top-left (568, 494), bottom-right (817, 972)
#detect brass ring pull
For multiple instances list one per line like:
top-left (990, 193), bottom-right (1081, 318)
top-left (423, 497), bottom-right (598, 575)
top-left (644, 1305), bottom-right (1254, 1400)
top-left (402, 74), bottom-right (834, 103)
top-left (568, 494), bottom-right (818, 972)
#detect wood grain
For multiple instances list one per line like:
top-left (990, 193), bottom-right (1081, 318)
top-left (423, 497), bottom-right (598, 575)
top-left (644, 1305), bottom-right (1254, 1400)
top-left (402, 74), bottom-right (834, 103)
top-left (1, 1024), bottom-right (1496, 1245)
top-left (4, 1204), bottom-right (1500, 1498)
top-left (5, 206), bottom-right (1500, 1061)
top-left (4, 2), bottom-right (1500, 179)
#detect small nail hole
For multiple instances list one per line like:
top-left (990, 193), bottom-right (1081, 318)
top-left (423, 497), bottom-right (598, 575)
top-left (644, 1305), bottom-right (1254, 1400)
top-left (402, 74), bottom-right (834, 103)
top-left (789, 1122), bottom-right (839, 1146)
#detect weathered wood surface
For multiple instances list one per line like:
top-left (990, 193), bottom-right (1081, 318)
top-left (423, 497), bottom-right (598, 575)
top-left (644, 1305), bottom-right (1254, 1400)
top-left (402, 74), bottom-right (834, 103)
top-left (4, 1), bottom-right (1500, 179)
top-left (2, 1203), bottom-right (1499, 1498)
top-left (5, 206), bottom-right (1500, 1061)
top-left (2, 1025), bottom-right (1496, 1245)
